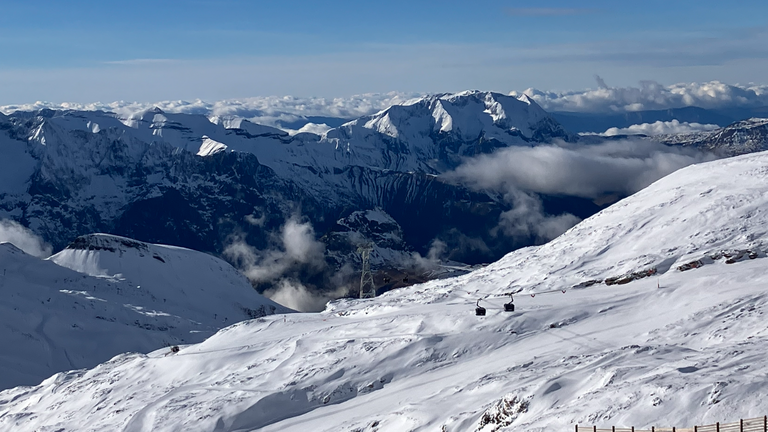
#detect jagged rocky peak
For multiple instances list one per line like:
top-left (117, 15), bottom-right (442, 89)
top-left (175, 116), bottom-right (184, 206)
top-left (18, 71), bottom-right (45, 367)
top-left (335, 90), bottom-right (572, 143)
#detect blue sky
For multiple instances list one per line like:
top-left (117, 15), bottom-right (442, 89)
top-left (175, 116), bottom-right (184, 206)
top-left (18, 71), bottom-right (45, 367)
top-left (1, 0), bottom-right (767, 103)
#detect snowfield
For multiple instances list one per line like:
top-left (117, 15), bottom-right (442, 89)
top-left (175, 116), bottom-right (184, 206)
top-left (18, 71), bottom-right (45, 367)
top-left (3, 152), bottom-right (768, 430)
top-left (0, 234), bottom-right (288, 390)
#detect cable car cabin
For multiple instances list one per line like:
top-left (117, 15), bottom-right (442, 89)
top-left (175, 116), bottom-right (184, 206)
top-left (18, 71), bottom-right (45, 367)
top-left (475, 299), bottom-right (486, 316)
top-left (504, 294), bottom-right (515, 312)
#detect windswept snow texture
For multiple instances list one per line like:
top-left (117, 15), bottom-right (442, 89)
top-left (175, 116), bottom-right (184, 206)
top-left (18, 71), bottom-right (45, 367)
top-left (4, 152), bottom-right (768, 430)
top-left (0, 234), bottom-right (288, 390)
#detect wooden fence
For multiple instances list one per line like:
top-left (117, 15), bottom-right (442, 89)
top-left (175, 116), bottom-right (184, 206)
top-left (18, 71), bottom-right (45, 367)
top-left (576, 416), bottom-right (768, 432)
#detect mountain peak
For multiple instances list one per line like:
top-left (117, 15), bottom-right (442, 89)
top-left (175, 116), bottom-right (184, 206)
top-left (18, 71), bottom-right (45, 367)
top-left (348, 89), bottom-right (571, 145)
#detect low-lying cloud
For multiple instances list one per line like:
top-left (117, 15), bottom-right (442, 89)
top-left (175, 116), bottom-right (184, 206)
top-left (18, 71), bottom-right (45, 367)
top-left (224, 216), bottom-right (326, 284)
top-left (224, 216), bottom-right (352, 312)
top-left (494, 191), bottom-right (582, 242)
top-left (0, 92), bottom-right (418, 130)
top-left (512, 79), bottom-right (768, 113)
top-left (0, 220), bottom-right (52, 258)
top-left (447, 140), bottom-right (716, 199)
top-left (446, 140), bottom-right (717, 243)
top-left (599, 120), bottom-right (720, 137)
top-left (4, 79), bottom-right (766, 133)
top-left (263, 279), bottom-right (349, 313)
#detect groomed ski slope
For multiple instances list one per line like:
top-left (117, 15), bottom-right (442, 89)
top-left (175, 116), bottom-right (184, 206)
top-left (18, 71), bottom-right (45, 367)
top-left (3, 152), bottom-right (768, 430)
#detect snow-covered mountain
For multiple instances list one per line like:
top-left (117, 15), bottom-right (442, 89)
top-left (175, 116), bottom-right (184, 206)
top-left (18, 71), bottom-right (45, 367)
top-left (0, 91), bottom-right (575, 277)
top-left (658, 117), bottom-right (768, 156)
top-left (4, 149), bottom-right (768, 430)
top-left (0, 233), bottom-right (288, 390)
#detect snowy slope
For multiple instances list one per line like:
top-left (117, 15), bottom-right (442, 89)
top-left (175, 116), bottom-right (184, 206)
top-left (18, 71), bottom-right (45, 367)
top-left (0, 234), bottom-right (288, 390)
top-left (4, 151), bottom-right (768, 430)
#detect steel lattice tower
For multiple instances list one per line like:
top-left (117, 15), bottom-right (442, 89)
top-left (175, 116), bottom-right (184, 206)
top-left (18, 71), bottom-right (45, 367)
top-left (358, 244), bottom-right (376, 299)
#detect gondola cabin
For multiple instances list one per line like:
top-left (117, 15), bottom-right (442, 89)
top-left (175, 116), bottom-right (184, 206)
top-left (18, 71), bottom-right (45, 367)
top-left (504, 294), bottom-right (515, 312)
top-left (475, 299), bottom-right (486, 316)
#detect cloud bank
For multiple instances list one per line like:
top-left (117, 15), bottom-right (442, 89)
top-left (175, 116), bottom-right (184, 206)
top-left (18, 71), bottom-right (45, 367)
top-left (446, 140), bottom-right (717, 243)
top-left (0, 92), bottom-right (419, 129)
top-left (0, 220), bottom-right (53, 258)
top-left (512, 79), bottom-right (768, 113)
top-left (599, 120), bottom-right (720, 137)
top-left (448, 140), bottom-right (715, 199)
top-left (3, 80), bottom-right (766, 132)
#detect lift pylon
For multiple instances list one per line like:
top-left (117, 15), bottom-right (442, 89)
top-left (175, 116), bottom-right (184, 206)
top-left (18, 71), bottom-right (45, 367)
top-left (358, 243), bottom-right (376, 299)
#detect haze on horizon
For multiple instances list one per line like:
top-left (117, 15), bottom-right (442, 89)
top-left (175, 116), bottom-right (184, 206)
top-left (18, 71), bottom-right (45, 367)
top-left (1, 0), bottom-right (767, 104)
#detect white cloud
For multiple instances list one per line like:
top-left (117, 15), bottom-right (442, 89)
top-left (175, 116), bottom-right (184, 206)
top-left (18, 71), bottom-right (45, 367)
top-left (224, 216), bottom-right (326, 285)
top-left (0, 92), bottom-right (418, 129)
top-left (446, 139), bottom-right (716, 200)
top-left (600, 120), bottom-right (720, 136)
top-left (445, 139), bottom-right (717, 243)
top-left (223, 216), bottom-right (355, 312)
top-left (263, 279), bottom-right (348, 313)
top-left (494, 191), bottom-right (582, 242)
top-left (513, 79), bottom-right (768, 113)
top-left (5, 79), bottom-right (767, 131)
top-left (0, 220), bottom-right (53, 258)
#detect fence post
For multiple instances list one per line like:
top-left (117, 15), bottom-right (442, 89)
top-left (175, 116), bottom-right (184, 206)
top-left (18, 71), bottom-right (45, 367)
top-left (673, 427), bottom-right (676, 432)
top-left (652, 427), bottom-right (655, 432)
top-left (717, 422), bottom-right (720, 432)
top-left (575, 425), bottom-right (578, 432)
top-left (741, 418), bottom-right (744, 432)
top-left (764, 415), bottom-right (767, 432)
top-left (593, 426), bottom-right (596, 432)
top-left (613, 427), bottom-right (615, 432)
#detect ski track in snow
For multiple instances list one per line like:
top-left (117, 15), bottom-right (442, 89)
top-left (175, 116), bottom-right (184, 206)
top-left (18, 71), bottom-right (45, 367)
top-left (4, 153), bottom-right (768, 430)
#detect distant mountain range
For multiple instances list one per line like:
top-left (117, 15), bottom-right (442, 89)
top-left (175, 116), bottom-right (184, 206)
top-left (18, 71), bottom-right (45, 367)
top-left (0, 92), bottom-right (591, 294)
top-left (1, 91), bottom-right (767, 301)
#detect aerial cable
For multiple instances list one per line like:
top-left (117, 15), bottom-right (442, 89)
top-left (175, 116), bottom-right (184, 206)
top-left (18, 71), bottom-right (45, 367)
top-left (469, 287), bottom-right (568, 315)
